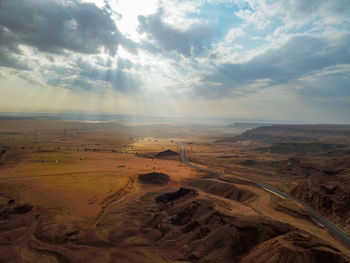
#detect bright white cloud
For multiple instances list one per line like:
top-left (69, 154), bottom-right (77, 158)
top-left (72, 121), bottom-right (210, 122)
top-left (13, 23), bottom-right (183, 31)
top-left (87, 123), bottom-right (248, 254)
top-left (225, 27), bottom-right (245, 42)
top-left (113, 0), bottom-right (158, 41)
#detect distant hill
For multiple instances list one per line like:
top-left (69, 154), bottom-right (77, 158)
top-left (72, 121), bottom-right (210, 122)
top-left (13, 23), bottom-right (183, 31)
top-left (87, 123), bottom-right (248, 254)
top-left (227, 122), bottom-right (274, 129)
top-left (217, 124), bottom-right (350, 144)
top-left (256, 142), bottom-right (345, 155)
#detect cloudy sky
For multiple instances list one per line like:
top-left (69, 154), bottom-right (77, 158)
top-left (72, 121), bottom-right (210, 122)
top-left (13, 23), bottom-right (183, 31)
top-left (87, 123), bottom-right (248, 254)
top-left (0, 0), bottom-right (349, 123)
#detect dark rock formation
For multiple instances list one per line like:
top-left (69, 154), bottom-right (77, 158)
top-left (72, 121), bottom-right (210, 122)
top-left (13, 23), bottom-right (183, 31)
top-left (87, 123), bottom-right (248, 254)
top-left (241, 231), bottom-right (349, 263)
top-left (155, 150), bottom-right (178, 157)
top-left (138, 172), bottom-right (170, 185)
top-left (156, 188), bottom-right (198, 203)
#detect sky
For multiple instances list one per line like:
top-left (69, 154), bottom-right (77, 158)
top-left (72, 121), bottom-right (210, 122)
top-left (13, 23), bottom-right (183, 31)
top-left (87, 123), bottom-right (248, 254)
top-left (0, 0), bottom-right (349, 123)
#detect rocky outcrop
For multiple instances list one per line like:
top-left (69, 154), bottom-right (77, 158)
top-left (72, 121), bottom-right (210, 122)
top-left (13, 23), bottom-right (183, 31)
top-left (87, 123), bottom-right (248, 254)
top-left (138, 172), bottom-right (170, 185)
top-left (156, 188), bottom-right (198, 203)
top-left (240, 231), bottom-right (349, 263)
top-left (155, 149), bottom-right (178, 157)
top-left (292, 180), bottom-right (350, 229)
top-left (186, 179), bottom-right (256, 202)
top-left (256, 143), bottom-right (344, 155)
top-left (147, 188), bottom-right (349, 262)
top-left (149, 189), bottom-right (295, 262)
top-left (0, 204), bottom-right (33, 219)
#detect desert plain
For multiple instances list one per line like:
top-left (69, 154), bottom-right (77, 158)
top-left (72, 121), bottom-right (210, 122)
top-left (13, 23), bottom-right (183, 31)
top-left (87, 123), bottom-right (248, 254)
top-left (0, 117), bottom-right (350, 262)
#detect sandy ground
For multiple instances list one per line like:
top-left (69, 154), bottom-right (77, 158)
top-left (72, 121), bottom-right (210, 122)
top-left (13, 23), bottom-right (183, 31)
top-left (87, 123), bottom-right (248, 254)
top-left (0, 119), bottom-right (349, 261)
top-left (0, 120), bottom-right (197, 228)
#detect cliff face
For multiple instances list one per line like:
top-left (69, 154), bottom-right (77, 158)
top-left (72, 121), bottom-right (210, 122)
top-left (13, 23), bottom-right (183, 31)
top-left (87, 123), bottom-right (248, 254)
top-left (292, 179), bottom-right (350, 230)
top-left (240, 231), bottom-right (349, 263)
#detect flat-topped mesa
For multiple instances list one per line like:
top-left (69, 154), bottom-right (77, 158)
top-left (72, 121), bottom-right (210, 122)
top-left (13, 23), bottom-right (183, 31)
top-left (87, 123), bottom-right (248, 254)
top-left (155, 149), bottom-right (178, 157)
top-left (217, 124), bottom-right (350, 144)
top-left (186, 178), bottom-right (256, 203)
top-left (138, 172), bottom-right (170, 185)
top-left (156, 188), bottom-right (198, 203)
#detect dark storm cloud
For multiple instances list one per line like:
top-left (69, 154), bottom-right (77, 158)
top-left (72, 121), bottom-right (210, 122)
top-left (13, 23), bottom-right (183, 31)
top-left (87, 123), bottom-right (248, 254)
top-left (199, 35), bottom-right (350, 98)
top-left (0, 48), bottom-right (30, 70)
top-left (138, 9), bottom-right (213, 57)
top-left (0, 0), bottom-right (126, 59)
top-left (0, 0), bottom-right (142, 93)
top-left (0, 26), bottom-right (30, 70)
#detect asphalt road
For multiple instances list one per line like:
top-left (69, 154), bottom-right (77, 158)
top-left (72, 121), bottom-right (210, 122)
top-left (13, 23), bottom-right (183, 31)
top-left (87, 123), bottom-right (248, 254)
top-left (178, 141), bottom-right (350, 248)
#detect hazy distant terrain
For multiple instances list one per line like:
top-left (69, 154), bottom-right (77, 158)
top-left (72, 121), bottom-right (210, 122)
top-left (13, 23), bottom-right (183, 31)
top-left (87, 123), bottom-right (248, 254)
top-left (227, 122), bottom-right (274, 129)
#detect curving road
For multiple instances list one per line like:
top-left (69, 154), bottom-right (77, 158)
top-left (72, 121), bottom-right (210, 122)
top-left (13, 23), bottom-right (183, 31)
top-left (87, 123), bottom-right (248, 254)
top-left (178, 141), bottom-right (350, 249)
